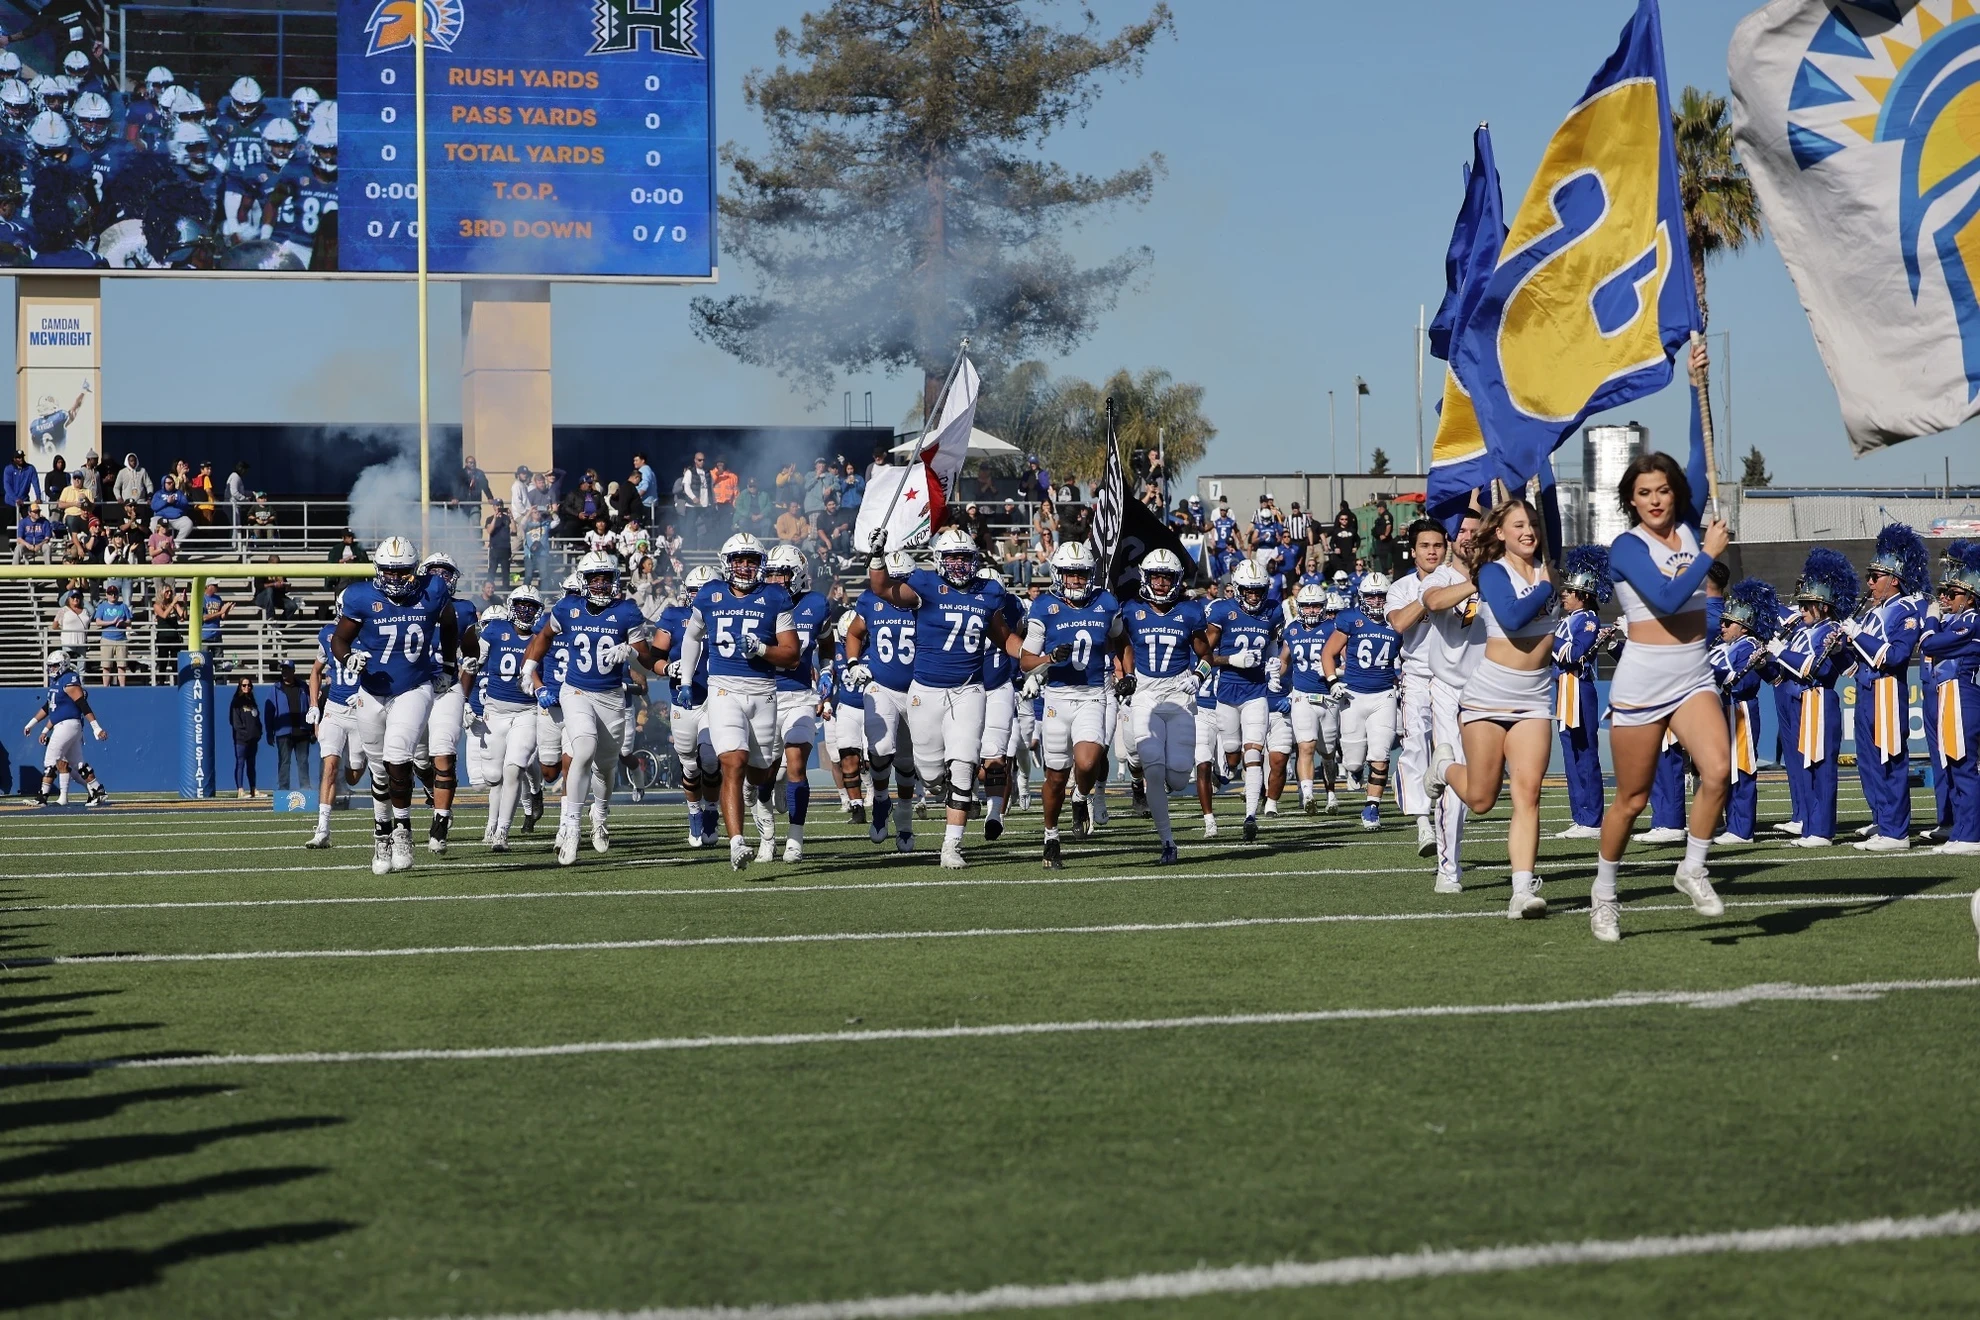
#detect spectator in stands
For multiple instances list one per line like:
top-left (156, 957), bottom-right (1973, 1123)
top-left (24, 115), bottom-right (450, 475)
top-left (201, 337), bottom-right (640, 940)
top-left (520, 506), bottom-right (553, 588)
top-left (230, 677), bottom-right (262, 798)
top-left (455, 455), bottom-right (493, 513)
top-left (1147, 449), bottom-right (1167, 505)
top-left (67, 515), bottom-right (105, 567)
top-left (775, 500), bottom-right (809, 545)
top-left (814, 493), bottom-right (853, 569)
top-left (584, 516), bottom-right (617, 559)
top-left (711, 460), bottom-right (739, 522)
top-left (253, 559), bottom-right (299, 619)
top-left (200, 582), bottom-right (233, 669)
top-left (630, 553), bottom-right (666, 616)
top-left (954, 502), bottom-right (991, 555)
top-left (867, 445), bottom-right (892, 483)
top-left (1022, 455), bottom-right (1051, 506)
top-left (150, 476), bottom-right (194, 541)
top-left (1060, 495), bottom-right (1092, 545)
top-left (674, 452), bottom-right (713, 547)
top-left (615, 517), bottom-right (650, 567)
top-left (327, 529), bottom-right (365, 567)
top-left (631, 452), bottom-right (658, 527)
top-left (190, 461), bottom-right (218, 525)
top-left (733, 474), bottom-right (775, 540)
top-left (800, 457), bottom-right (838, 517)
top-left (226, 462), bottom-right (251, 549)
top-left (104, 527), bottom-right (138, 603)
top-left (12, 501), bottom-right (52, 563)
top-left (562, 473), bottom-right (606, 536)
top-left (607, 474), bottom-right (641, 527)
top-left (971, 466), bottom-right (998, 506)
top-left (45, 454), bottom-right (67, 498)
top-left (265, 661), bottom-right (312, 792)
top-left (840, 459), bottom-right (864, 510)
top-left (509, 466), bottom-right (534, 516)
top-left (78, 450), bottom-right (104, 502)
top-left (152, 582), bottom-right (187, 656)
top-left (112, 452), bottom-right (152, 506)
top-left (484, 501), bottom-right (513, 587)
top-left (93, 584), bottom-right (131, 686)
top-left (653, 522), bottom-right (685, 578)
top-left (55, 471), bottom-right (91, 534)
top-left (53, 590), bottom-right (88, 664)
top-left (774, 461), bottom-right (802, 504)
top-left (1000, 496), bottom-right (1020, 536)
top-left (4, 450), bottom-right (41, 529)
top-left (147, 517), bottom-right (176, 565)
top-left (248, 493), bottom-right (276, 545)
top-left (116, 499), bottom-right (144, 542)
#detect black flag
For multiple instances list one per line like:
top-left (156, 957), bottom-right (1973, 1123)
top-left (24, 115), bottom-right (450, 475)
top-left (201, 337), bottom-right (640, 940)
top-left (1091, 397), bottom-right (1126, 586)
top-left (1109, 489), bottom-right (1212, 599)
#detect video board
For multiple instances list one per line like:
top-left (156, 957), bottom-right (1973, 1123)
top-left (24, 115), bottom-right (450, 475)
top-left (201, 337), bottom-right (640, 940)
top-left (0, 0), bottom-right (715, 279)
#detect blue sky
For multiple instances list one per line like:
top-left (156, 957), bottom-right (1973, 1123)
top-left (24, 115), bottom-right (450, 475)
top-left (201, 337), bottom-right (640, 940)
top-left (29, 0), bottom-right (1980, 488)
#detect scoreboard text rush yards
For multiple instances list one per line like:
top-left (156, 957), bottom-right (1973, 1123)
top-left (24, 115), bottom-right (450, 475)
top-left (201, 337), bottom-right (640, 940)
top-left (338, 0), bottom-right (716, 281)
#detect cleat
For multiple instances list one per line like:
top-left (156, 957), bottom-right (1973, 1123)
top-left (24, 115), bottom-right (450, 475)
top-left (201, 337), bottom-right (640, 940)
top-left (86, 787), bottom-right (108, 806)
top-left (305, 830), bottom-right (332, 850)
top-left (1041, 837), bottom-right (1064, 870)
top-left (389, 826), bottom-right (414, 872)
top-left (1508, 883), bottom-right (1547, 921)
top-left (1157, 841), bottom-right (1179, 866)
top-left (1202, 815), bottom-right (1218, 839)
top-left (521, 796), bottom-right (543, 834)
top-left (784, 837), bottom-right (803, 863)
top-left (757, 836), bottom-right (775, 864)
top-left (370, 834), bottom-right (392, 875)
top-left (870, 799), bottom-right (892, 842)
top-left (592, 819), bottom-right (611, 854)
top-left (480, 821), bottom-right (496, 846)
top-left (1091, 793), bottom-right (1109, 827)
top-left (730, 836), bottom-right (751, 872)
top-left (1853, 834), bottom-right (1909, 852)
top-left (1131, 783), bottom-right (1150, 818)
top-left (1242, 815), bottom-right (1258, 843)
top-left (1072, 798), bottom-right (1091, 837)
top-left (428, 816), bottom-right (451, 854)
top-left (1262, 799), bottom-right (1278, 818)
top-left (489, 831), bottom-right (510, 854)
top-left (686, 829), bottom-right (707, 850)
top-left (1433, 870), bottom-right (1463, 895)
top-left (1416, 816), bottom-right (1436, 858)
top-left (1360, 802), bottom-right (1381, 831)
top-left (1589, 898), bottom-right (1621, 943)
top-left (1633, 826), bottom-right (1686, 844)
top-left (1713, 832), bottom-right (1753, 846)
top-left (896, 831), bottom-right (915, 854)
top-left (555, 821), bottom-right (580, 866)
top-left (940, 842), bottom-right (967, 869)
top-left (1792, 835), bottom-right (1833, 848)
top-left (1325, 790), bottom-right (1339, 813)
top-left (1303, 794), bottom-right (1318, 817)
top-left (1673, 861), bottom-right (1724, 916)
top-left (850, 802), bottom-right (866, 825)
top-left (915, 798), bottom-right (933, 821)
top-left (1554, 823), bottom-right (1602, 840)
top-left (984, 818), bottom-right (1004, 843)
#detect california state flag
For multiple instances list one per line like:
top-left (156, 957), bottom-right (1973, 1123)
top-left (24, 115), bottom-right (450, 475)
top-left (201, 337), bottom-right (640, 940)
top-left (854, 459), bottom-right (946, 553)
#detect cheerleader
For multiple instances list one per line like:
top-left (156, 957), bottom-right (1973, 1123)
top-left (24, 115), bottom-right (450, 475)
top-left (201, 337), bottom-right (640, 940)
top-left (1766, 549), bottom-right (1859, 849)
top-left (1919, 546), bottom-right (1980, 857)
top-left (1711, 579), bottom-right (1781, 844)
top-left (1551, 547), bottom-right (1613, 841)
top-left (1848, 524), bottom-right (1929, 851)
top-left (1589, 453), bottom-right (1731, 943)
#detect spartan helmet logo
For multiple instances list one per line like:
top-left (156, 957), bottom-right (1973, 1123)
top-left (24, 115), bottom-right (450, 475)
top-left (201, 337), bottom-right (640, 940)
top-left (364, 0), bottom-right (465, 57)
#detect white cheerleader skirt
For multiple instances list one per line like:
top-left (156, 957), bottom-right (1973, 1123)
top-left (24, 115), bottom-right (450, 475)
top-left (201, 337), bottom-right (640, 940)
top-left (1458, 659), bottom-right (1555, 725)
top-left (1608, 638), bottom-right (1716, 728)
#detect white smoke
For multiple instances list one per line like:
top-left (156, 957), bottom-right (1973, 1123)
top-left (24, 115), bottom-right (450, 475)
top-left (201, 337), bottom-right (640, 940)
top-left (339, 428), bottom-right (481, 568)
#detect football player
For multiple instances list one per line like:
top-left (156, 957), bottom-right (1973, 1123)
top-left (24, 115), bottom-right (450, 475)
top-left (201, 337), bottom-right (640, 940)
top-left (843, 565), bottom-right (921, 851)
top-left (167, 121), bottom-right (222, 228)
top-left (304, 599), bottom-right (368, 848)
top-left (657, 564), bottom-right (719, 847)
top-left (329, 536), bottom-right (458, 875)
top-left (763, 544), bottom-right (831, 861)
top-left (827, 614), bottom-right (870, 827)
top-left (224, 116), bottom-right (294, 244)
top-left (1279, 583), bottom-right (1340, 815)
top-left (287, 86), bottom-right (322, 138)
top-left (26, 383), bottom-right (87, 459)
top-left (1203, 558), bottom-right (1282, 841)
top-left (125, 66), bottom-right (174, 146)
top-left (0, 78), bottom-right (31, 141)
top-left (1117, 548), bottom-right (1207, 864)
top-left (212, 76), bottom-right (267, 173)
top-left (264, 116), bottom-right (335, 269)
top-left (1020, 541), bottom-right (1121, 867)
top-left (526, 574), bottom-right (581, 834)
top-left (675, 533), bottom-right (801, 871)
top-left (1320, 573), bottom-right (1403, 830)
top-left (414, 552), bottom-right (478, 852)
top-left (24, 651), bottom-right (107, 805)
top-left (520, 552), bottom-right (657, 865)
top-left (978, 565), bottom-right (1027, 840)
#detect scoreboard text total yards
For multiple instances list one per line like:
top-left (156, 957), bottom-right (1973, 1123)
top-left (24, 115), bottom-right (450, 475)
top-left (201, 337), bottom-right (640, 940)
top-left (339, 0), bottom-right (716, 280)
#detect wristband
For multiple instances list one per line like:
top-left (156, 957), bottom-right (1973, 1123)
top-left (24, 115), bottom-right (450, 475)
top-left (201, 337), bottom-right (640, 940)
top-left (521, 658), bottom-right (539, 680)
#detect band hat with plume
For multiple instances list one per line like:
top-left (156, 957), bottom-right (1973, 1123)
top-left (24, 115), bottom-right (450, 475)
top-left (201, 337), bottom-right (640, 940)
top-left (1941, 540), bottom-right (1974, 587)
top-left (1868, 523), bottom-right (1930, 596)
top-left (1954, 544), bottom-right (1980, 598)
top-left (1722, 577), bottom-right (1783, 642)
top-left (1794, 547), bottom-right (1859, 618)
top-left (1559, 545), bottom-right (1613, 605)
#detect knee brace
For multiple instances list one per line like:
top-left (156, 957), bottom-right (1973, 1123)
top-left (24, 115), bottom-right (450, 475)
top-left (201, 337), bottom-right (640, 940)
top-left (434, 766), bottom-right (458, 793)
top-left (680, 763), bottom-right (701, 790)
top-left (76, 762), bottom-right (93, 781)
top-left (870, 753), bottom-right (893, 779)
top-left (370, 767), bottom-right (391, 801)
top-left (387, 761), bottom-right (414, 800)
top-left (1367, 760), bottom-right (1390, 791)
top-left (947, 761), bottom-right (978, 810)
top-left (1243, 748), bottom-right (1263, 769)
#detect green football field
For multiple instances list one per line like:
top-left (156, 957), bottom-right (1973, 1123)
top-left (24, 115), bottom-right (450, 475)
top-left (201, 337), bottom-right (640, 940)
top-left (4, 778), bottom-right (1980, 1319)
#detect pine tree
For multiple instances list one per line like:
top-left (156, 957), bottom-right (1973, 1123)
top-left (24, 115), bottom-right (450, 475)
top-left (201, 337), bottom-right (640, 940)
top-left (692, 1), bottom-right (1173, 409)
top-left (1369, 448), bottom-right (1391, 477)
top-left (1740, 446), bottom-right (1771, 489)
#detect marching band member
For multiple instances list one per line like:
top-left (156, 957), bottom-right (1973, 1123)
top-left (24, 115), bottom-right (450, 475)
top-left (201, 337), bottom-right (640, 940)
top-left (1771, 591), bottom-right (1809, 838)
top-left (1768, 549), bottom-right (1859, 851)
top-left (1921, 546), bottom-right (1980, 858)
top-left (1551, 547), bottom-right (1612, 841)
top-left (1924, 543), bottom-right (1971, 843)
top-left (1429, 499), bottom-right (1558, 919)
top-left (1712, 579), bottom-right (1781, 845)
top-left (1847, 525), bottom-right (1928, 851)
top-left (1588, 455), bottom-right (1730, 943)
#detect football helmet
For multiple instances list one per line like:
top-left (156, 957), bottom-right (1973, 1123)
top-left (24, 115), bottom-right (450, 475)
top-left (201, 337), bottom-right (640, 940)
top-left (46, 650), bottom-right (75, 676)
top-left (0, 79), bottom-right (29, 126)
top-left (28, 110), bottom-right (69, 154)
top-left (305, 115), bottom-right (336, 174)
top-left (721, 532), bottom-right (766, 589)
top-left (31, 75), bottom-right (65, 116)
top-left (374, 536), bottom-right (421, 603)
top-left (561, 572), bottom-right (582, 596)
top-left (1231, 559), bottom-right (1271, 613)
top-left (764, 543), bottom-right (810, 594)
top-left (1331, 570), bottom-right (1350, 589)
top-left (62, 50), bottom-right (89, 78)
top-left (169, 122), bottom-right (213, 175)
top-left (72, 92), bottom-right (110, 148)
top-left (1323, 588), bottom-right (1350, 615)
top-left (1295, 582), bottom-right (1328, 626)
top-left (1140, 548), bottom-right (1185, 606)
top-left (288, 85), bottom-right (321, 127)
top-left (229, 76), bottom-right (263, 123)
top-left (143, 65), bottom-right (173, 97)
top-left (1357, 572), bottom-right (1392, 621)
top-left (576, 550), bottom-right (620, 607)
top-left (418, 551), bottom-right (460, 588)
top-left (0, 53), bottom-right (20, 79)
top-left (172, 87), bottom-right (207, 126)
top-left (1050, 540), bottom-right (1098, 605)
top-left (507, 586), bottom-right (543, 630)
top-left (260, 117), bottom-right (298, 167)
top-left (932, 526), bottom-right (979, 587)
top-left (683, 564), bottom-right (718, 595)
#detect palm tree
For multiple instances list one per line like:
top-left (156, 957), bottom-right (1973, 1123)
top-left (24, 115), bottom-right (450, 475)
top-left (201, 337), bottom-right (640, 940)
top-left (975, 361), bottom-right (1217, 486)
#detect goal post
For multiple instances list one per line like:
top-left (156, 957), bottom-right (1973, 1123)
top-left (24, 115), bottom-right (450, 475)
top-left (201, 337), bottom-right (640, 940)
top-left (0, 563), bottom-right (378, 799)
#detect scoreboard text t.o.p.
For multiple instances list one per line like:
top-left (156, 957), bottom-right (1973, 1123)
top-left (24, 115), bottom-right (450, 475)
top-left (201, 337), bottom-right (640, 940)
top-left (339, 0), bottom-right (717, 281)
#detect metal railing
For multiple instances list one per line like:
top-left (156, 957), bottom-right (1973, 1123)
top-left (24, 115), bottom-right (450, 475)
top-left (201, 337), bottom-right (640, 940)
top-left (119, 4), bottom-right (337, 102)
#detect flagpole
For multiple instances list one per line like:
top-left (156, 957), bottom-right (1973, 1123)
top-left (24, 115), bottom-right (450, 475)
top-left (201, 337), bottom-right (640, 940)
top-left (1690, 330), bottom-right (1722, 518)
top-left (1415, 306), bottom-right (1425, 478)
top-left (869, 338), bottom-right (969, 551)
top-left (414, 0), bottom-right (431, 557)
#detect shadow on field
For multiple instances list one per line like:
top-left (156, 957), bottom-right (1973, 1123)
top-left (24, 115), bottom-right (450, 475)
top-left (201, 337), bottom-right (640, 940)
top-left (0, 1220), bottom-right (354, 1309)
top-left (1620, 865), bottom-right (1951, 943)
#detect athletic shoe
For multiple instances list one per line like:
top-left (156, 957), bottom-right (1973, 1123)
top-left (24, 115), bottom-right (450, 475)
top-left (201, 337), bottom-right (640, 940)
top-left (1158, 842), bottom-right (1179, 866)
top-left (1433, 870), bottom-right (1463, 895)
top-left (305, 829), bottom-right (332, 850)
top-left (940, 841), bottom-right (966, 870)
top-left (1852, 823), bottom-right (1877, 840)
top-left (521, 793), bottom-right (543, 834)
top-left (1326, 791), bottom-right (1339, 814)
top-left (915, 798), bottom-right (934, 821)
top-left (756, 835), bottom-right (775, 865)
top-left (1131, 783), bottom-right (1150, 818)
top-left (985, 818), bottom-right (1004, 843)
top-left (1042, 837), bottom-right (1064, 870)
top-left (1932, 840), bottom-right (1980, 855)
top-left (1553, 824), bottom-right (1602, 840)
top-left (1792, 835), bottom-right (1833, 848)
top-left (489, 831), bottom-right (509, 854)
top-left (1773, 821), bottom-right (1804, 836)
top-left (1425, 743), bottom-right (1456, 806)
top-left (896, 832), bottom-right (915, 854)
top-left (702, 808), bottom-right (722, 840)
top-left (849, 803), bottom-right (867, 825)
top-left (389, 826), bottom-right (414, 872)
top-left (1713, 832), bottom-right (1753, 846)
top-left (1633, 826), bottom-right (1686, 844)
top-left (1589, 898), bottom-right (1621, 943)
top-left (1262, 799), bottom-right (1278, 818)
top-left (480, 820), bottom-right (496, 846)
top-left (630, 779), bottom-right (645, 806)
top-left (784, 837), bottom-right (803, 863)
top-left (1673, 861), bottom-right (1725, 916)
top-left (1202, 815), bottom-right (1218, 839)
top-left (1360, 802), bottom-right (1381, 831)
top-left (555, 821), bottom-right (580, 867)
top-left (753, 801), bottom-right (776, 842)
top-left (592, 819), bottom-right (611, 854)
top-left (1416, 815), bottom-right (1436, 858)
top-left (1923, 826), bottom-right (1950, 844)
top-left (870, 800), bottom-right (892, 843)
top-left (1072, 798), bottom-right (1091, 838)
top-left (428, 815), bottom-right (451, 855)
top-left (370, 834), bottom-right (392, 876)
top-left (730, 836), bottom-right (751, 871)
top-left (1854, 834), bottom-right (1909, 852)
top-left (86, 786), bottom-right (107, 806)
top-left (1508, 881), bottom-right (1547, 921)
top-left (1017, 789), bottom-right (1032, 811)
top-left (1303, 793), bottom-right (1318, 817)
top-left (1091, 793), bottom-right (1109, 826)
top-left (1242, 815), bottom-right (1258, 843)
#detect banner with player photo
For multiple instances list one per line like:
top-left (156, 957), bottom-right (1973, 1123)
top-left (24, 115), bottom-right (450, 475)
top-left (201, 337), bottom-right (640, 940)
top-left (16, 290), bottom-right (98, 463)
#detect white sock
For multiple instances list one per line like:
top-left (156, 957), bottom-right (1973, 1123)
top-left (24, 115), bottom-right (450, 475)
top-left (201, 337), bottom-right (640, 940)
top-left (1149, 784), bottom-right (1174, 846)
top-left (1685, 834), bottom-right (1712, 871)
top-left (789, 822), bottom-right (804, 843)
top-left (1512, 869), bottom-right (1536, 892)
top-left (560, 797), bottom-right (581, 825)
top-left (1299, 779), bottom-right (1313, 802)
top-left (1438, 786), bottom-right (1465, 865)
top-left (1243, 763), bottom-right (1262, 817)
top-left (1044, 826), bottom-right (1060, 842)
top-left (1593, 856), bottom-right (1620, 903)
top-left (316, 803), bottom-right (332, 831)
top-left (944, 822), bottom-right (965, 847)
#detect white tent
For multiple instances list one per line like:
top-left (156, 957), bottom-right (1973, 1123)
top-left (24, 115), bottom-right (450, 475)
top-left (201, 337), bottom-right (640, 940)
top-left (890, 427), bottom-right (1021, 459)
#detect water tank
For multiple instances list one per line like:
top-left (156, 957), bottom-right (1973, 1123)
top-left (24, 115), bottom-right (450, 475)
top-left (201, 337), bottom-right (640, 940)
top-left (1583, 423), bottom-right (1648, 545)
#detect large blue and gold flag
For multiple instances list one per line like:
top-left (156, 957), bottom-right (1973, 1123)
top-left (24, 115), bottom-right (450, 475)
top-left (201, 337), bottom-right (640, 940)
top-left (1452, 0), bottom-right (1700, 492)
top-left (1425, 124), bottom-right (1506, 532)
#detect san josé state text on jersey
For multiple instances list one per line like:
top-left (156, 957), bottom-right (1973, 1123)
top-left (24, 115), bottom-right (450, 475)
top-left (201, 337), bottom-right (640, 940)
top-left (1283, 618), bottom-right (1335, 694)
top-left (1331, 610), bottom-right (1401, 693)
top-left (905, 568), bottom-right (1007, 688)
top-left (777, 592), bottom-right (834, 693)
top-left (1206, 597), bottom-right (1281, 703)
top-left (691, 580), bottom-right (797, 681)
top-left (1123, 598), bottom-right (1205, 681)
top-left (545, 597), bottom-right (651, 693)
top-left (1026, 590), bottom-right (1121, 688)
top-left (854, 591), bottom-right (917, 691)
top-left (340, 577), bottom-right (452, 698)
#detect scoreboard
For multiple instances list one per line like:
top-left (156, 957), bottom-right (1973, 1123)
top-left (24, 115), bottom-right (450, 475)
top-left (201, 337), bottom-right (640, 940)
top-left (338, 0), bottom-right (717, 280)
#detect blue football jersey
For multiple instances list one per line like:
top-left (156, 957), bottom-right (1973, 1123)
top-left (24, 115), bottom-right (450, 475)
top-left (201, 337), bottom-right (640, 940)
top-left (340, 576), bottom-right (452, 699)
top-left (317, 623), bottom-right (363, 705)
top-left (1196, 669), bottom-right (1219, 711)
top-left (1206, 597), bottom-right (1281, 704)
top-left (691, 580), bottom-right (797, 682)
top-left (905, 568), bottom-right (1007, 689)
top-left (778, 591), bottom-right (833, 694)
top-left (656, 602), bottom-right (708, 709)
top-left (1332, 610), bottom-right (1402, 694)
top-left (1122, 597), bottom-right (1205, 680)
top-left (269, 160), bottom-right (336, 247)
top-left (480, 617), bottom-right (536, 705)
top-left (982, 591), bottom-right (1026, 689)
top-left (1026, 591), bottom-right (1121, 689)
top-left (855, 591), bottom-right (917, 692)
top-left (43, 676), bottom-right (83, 724)
top-left (1283, 619), bottom-right (1335, 695)
top-left (545, 597), bottom-right (652, 694)
top-left (833, 650), bottom-right (866, 710)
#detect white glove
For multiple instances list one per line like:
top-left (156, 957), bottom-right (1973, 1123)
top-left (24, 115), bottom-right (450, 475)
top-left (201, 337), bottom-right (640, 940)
top-left (1268, 673), bottom-right (1284, 694)
top-left (1765, 637), bottom-right (1788, 657)
top-left (304, 707), bottom-right (320, 727)
top-left (598, 641), bottom-right (631, 668)
top-left (1841, 618), bottom-right (1864, 638)
top-left (345, 646), bottom-right (370, 673)
top-left (90, 721), bottom-right (106, 741)
top-left (884, 550), bottom-right (915, 580)
top-left (1328, 679), bottom-right (1350, 705)
top-left (1265, 657), bottom-right (1283, 681)
top-left (432, 670), bottom-right (456, 695)
top-left (1228, 647), bottom-right (1258, 670)
top-left (843, 662), bottom-right (873, 692)
top-left (740, 631), bottom-right (767, 660)
top-left (1929, 600), bottom-right (1946, 621)
top-left (1021, 667), bottom-right (1048, 700)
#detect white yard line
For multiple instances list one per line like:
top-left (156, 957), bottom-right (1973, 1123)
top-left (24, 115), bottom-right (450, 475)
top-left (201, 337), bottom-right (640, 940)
top-left (10, 977), bottom-right (1974, 1074)
top-left (411, 1208), bottom-right (1980, 1320)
